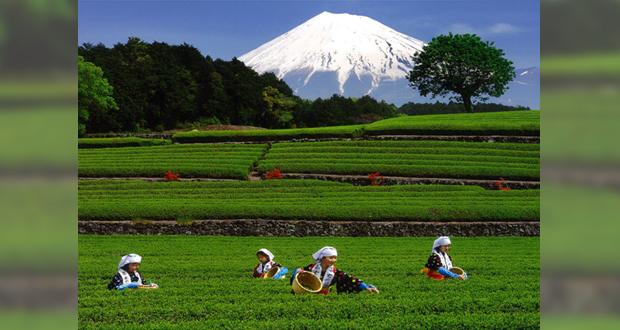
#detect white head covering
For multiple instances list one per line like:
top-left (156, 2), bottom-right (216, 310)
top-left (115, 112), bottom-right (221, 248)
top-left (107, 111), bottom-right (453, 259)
top-left (257, 248), bottom-right (274, 261)
top-left (118, 253), bottom-right (142, 270)
top-left (312, 246), bottom-right (338, 261)
top-left (432, 236), bottom-right (452, 253)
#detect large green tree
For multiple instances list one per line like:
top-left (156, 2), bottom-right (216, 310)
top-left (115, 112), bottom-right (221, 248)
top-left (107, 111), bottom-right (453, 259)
top-left (260, 86), bottom-right (296, 128)
top-left (78, 56), bottom-right (118, 136)
top-left (408, 34), bottom-right (515, 113)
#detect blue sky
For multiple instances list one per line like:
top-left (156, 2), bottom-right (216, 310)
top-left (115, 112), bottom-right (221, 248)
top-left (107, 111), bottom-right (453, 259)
top-left (78, 0), bottom-right (539, 68)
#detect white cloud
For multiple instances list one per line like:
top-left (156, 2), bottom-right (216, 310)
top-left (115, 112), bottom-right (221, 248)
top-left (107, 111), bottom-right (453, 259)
top-left (444, 23), bottom-right (522, 36)
top-left (445, 23), bottom-right (476, 34)
top-left (488, 23), bottom-right (520, 35)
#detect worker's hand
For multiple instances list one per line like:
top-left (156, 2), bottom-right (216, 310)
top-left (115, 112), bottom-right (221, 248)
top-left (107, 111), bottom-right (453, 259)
top-left (367, 286), bottom-right (379, 294)
top-left (139, 283), bottom-right (159, 289)
top-left (458, 274), bottom-right (466, 280)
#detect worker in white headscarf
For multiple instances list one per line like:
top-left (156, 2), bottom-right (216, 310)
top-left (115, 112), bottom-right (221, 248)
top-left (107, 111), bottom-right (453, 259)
top-left (421, 236), bottom-right (466, 280)
top-left (253, 248), bottom-right (288, 279)
top-left (107, 253), bottom-right (159, 290)
top-left (291, 246), bottom-right (379, 294)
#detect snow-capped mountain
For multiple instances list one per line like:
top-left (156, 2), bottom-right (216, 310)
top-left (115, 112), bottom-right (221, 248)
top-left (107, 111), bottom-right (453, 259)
top-left (240, 11), bottom-right (425, 97)
top-left (240, 11), bottom-right (539, 109)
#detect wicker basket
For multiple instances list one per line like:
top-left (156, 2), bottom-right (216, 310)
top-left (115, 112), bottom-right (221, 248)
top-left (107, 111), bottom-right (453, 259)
top-left (264, 266), bottom-right (280, 278)
top-left (292, 271), bottom-right (322, 294)
top-left (449, 267), bottom-right (465, 276)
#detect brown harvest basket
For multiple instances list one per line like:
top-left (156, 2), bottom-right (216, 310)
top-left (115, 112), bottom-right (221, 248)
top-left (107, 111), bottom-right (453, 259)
top-left (263, 266), bottom-right (280, 278)
top-left (291, 271), bottom-right (322, 294)
top-left (449, 267), bottom-right (465, 276)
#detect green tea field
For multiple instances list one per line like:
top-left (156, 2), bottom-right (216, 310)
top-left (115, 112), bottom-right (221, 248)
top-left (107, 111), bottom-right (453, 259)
top-left (170, 111), bottom-right (539, 143)
top-left (259, 140), bottom-right (539, 180)
top-left (78, 179), bottom-right (539, 221)
top-left (79, 235), bottom-right (539, 329)
top-left (78, 144), bottom-right (267, 179)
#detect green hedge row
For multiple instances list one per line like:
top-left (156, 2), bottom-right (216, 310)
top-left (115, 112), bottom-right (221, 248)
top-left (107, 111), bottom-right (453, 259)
top-left (78, 137), bottom-right (171, 148)
top-left (79, 179), bottom-right (539, 221)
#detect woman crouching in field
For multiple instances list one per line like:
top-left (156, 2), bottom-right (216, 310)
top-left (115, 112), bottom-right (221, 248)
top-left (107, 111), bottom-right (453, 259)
top-left (421, 236), bottom-right (467, 280)
top-left (107, 254), bottom-right (159, 290)
top-left (291, 246), bottom-right (379, 294)
top-left (253, 248), bottom-right (288, 279)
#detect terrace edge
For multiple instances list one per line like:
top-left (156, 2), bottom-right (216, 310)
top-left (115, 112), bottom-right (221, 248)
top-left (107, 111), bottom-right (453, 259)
top-left (79, 220), bottom-right (539, 236)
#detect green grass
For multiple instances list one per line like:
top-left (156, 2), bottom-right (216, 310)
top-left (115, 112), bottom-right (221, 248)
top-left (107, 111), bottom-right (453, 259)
top-left (259, 140), bottom-right (540, 180)
top-left (0, 108), bottom-right (76, 170)
top-left (172, 111), bottom-right (540, 143)
top-left (364, 111), bottom-right (540, 136)
top-left (172, 125), bottom-right (365, 143)
top-left (543, 89), bottom-right (620, 164)
top-left (79, 137), bottom-right (171, 148)
top-left (78, 179), bottom-right (539, 221)
top-left (78, 144), bottom-right (267, 179)
top-left (78, 235), bottom-right (539, 329)
top-left (542, 53), bottom-right (620, 76)
top-left (0, 78), bottom-right (76, 99)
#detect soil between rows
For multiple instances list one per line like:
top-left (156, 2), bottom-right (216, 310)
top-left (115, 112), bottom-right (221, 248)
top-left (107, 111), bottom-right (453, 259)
top-left (79, 220), bottom-right (539, 236)
top-left (79, 174), bottom-right (539, 189)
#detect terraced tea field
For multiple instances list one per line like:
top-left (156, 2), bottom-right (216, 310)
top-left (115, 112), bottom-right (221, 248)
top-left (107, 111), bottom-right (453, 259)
top-left (78, 137), bottom-right (171, 148)
top-left (78, 179), bottom-right (539, 221)
top-left (172, 124), bottom-right (365, 143)
top-left (78, 144), bottom-right (267, 179)
top-left (259, 140), bottom-right (539, 180)
top-left (364, 111), bottom-right (540, 136)
top-left (171, 111), bottom-right (539, 143)
top-left (79, 235), bottom-right (539, 329)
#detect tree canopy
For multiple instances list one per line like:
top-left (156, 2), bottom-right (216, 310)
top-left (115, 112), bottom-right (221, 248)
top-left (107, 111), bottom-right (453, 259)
top-left (78, 56), bottom-right (118, 136)
top-left (407, 34), bottom-right (515, 113)
top-left (78, 38), bottom-right (399, 133)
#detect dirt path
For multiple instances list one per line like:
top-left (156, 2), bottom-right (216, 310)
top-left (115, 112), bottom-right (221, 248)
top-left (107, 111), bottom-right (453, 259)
top-left (79, 173), bottom-right (539, 189)
top-left (170, 135), bottom-right (539, 144)
top-left (279, 173), bottom-right (540, 189)
top-left (367, 134), bottom-right (539, 143)
top-left (79, 220), bottom-right (539, 236)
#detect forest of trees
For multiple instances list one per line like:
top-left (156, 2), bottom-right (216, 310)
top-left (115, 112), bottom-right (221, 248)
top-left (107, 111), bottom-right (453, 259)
top-left (78, 38), bottom-right (398, 134)
top-left (78, 38), bottom-right (526, 135)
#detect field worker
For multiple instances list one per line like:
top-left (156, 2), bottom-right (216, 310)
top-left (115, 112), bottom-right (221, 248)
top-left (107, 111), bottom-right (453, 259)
top-left (107, 253), bottom-right (159, 290)
top-left (421, 236), bottom-right (467, 280)
top-left (291, 246), bottom-right (379, 294)
top-left (253, 248), bottom-right (288, 279)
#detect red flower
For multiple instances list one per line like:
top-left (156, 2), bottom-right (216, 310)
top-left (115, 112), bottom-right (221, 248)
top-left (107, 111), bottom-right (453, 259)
top-left (368, 172), bottom-right (384, 186)
top-left (164, 170), bottom-right (180, 181)
top-left (495, 177), bottom-right (511, 191)
top-left (265, 168), bottom-right (283, 180)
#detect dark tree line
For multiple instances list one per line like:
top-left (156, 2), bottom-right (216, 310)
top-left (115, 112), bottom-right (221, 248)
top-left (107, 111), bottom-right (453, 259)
top-left (78, 38), bottom-right (399, 134)
top-left (295, 95), bottom-right (398, 127)
top-left (79, 38), bottom-right (295, 132)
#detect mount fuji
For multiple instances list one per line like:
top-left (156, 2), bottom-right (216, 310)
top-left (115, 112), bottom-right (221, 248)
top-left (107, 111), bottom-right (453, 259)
top-left (240, 11), bottom-right (539, 109)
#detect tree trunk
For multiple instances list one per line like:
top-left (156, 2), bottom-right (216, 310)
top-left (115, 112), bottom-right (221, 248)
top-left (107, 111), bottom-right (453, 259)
top-left (462, 94), bottom-right (473, 113)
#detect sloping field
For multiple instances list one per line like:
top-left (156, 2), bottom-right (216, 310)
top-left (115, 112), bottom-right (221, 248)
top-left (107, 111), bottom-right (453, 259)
top-left (172, 125), bottom-right (365, 143)
top-left (172, 111), bottom-right (539, 143)
top-left (364, 111), bottom-right (540, 136)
